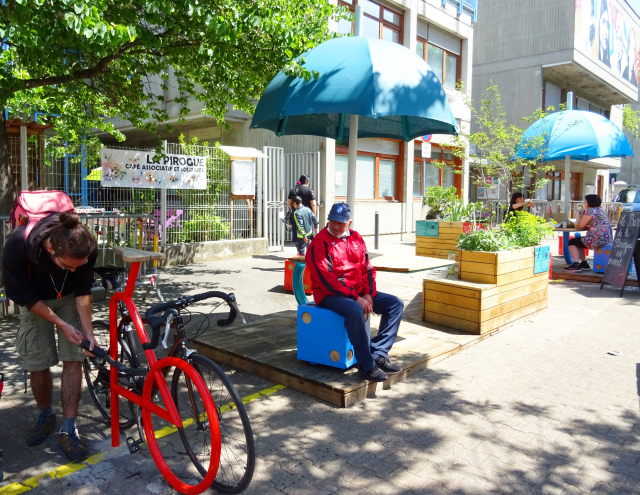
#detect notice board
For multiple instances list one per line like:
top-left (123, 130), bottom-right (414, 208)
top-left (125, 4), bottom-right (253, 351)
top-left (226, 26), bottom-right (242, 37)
top-left (601, 211), bottom-right (640, 292)
top-left (231, 159), bottom-right (255, 197)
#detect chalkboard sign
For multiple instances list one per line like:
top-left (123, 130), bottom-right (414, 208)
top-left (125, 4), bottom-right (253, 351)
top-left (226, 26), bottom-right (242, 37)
top-left (601, 211), bottom-right (640, 294)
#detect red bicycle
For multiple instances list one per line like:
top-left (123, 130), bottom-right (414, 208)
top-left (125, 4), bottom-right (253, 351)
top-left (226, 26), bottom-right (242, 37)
top-left (82, 247), bottom-right (222, 494)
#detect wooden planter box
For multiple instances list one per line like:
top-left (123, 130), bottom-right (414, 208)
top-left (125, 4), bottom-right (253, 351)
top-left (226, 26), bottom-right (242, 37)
top-left (422, 245), bottom-right (550, 334)
top-left (423, 274), bottom-right (549, 334)
top-left (459, 247), bottom-right (535, 284)
top-left (415, 220), bottom-right (474, 261)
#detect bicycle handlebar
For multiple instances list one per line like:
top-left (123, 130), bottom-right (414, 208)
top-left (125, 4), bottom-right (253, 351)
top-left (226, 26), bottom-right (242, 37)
top-left (80, 340), bottom-right (147, 376)
top-left (143, 291), bottom-right (240, 351)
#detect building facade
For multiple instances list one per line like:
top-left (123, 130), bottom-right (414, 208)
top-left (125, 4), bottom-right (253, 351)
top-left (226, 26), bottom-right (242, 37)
top-left (472, 0), bottom-right (640, 208)
top-left (104, 0), bottom-right (477, 236)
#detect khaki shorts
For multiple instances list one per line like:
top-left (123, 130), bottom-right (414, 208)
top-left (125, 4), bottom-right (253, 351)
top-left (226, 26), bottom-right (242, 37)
top-left (17, 294), bottom-right (85, 371)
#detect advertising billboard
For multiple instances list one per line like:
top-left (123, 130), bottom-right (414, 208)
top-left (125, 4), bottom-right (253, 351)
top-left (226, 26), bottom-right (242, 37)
top-left (575, 0), bottom-right (640, 87)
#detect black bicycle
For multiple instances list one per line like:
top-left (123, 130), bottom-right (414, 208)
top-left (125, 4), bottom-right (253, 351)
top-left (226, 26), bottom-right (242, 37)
top-left (85, 265), bottom-right (254, 493)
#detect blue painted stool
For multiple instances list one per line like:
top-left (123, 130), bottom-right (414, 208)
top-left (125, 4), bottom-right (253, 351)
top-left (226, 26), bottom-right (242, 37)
top-left (593, 245), bottom-right (612, 273)
top-left (293, 262), bottom-right (362, 369)
top-left (593, 245), bottom-right (635, 274)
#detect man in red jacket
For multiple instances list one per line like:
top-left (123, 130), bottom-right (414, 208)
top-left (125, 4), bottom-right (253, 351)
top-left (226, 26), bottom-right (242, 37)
top-left (305, 202), bottom-right (404, 382)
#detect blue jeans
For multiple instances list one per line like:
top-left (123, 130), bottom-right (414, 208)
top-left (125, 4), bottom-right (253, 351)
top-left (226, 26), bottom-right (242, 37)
top-left (318, 291), bottom-right (403, 372)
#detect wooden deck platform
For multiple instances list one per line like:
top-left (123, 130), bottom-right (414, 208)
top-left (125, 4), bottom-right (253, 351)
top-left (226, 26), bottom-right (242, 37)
top-left (193, 295), bottom-right (499, 408)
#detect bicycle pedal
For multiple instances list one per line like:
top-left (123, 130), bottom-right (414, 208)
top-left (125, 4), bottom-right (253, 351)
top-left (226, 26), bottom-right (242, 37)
top-left (126, 436), bottom-right (144, 454)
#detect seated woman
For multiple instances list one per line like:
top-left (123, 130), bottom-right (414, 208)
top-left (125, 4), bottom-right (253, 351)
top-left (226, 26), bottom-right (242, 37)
top-left (506, 192), bottom-right (535, 217)
top-left (565, 194), bottom-right (613, 272)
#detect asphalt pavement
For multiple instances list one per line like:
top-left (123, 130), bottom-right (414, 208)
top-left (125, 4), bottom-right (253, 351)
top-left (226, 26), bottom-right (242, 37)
top-left (1, 235), bottom-right (639, 494)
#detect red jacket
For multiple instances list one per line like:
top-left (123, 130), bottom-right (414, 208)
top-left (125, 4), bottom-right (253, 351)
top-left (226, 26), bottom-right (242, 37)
top-left (305, 226), bottom-right (377, 304)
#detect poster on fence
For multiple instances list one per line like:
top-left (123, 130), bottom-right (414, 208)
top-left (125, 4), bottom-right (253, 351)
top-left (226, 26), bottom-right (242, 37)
top-left (99, 148), bottom-right (207, 189)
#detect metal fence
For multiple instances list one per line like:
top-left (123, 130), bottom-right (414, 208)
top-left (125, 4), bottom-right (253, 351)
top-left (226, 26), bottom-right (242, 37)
top-left (44, 141), bottom-right (253, 244)
top-left (478, 199), bottom-right (624, 226)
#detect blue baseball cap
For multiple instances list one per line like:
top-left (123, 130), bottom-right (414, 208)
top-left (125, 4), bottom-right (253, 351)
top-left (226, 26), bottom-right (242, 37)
top-left (327, 202), bottom-right (351, 223)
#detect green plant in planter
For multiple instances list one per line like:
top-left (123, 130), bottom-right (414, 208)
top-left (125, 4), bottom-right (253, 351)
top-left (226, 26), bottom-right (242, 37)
top-left (443, 201), bottom-right (485, 222)
top-left (422, 186), bottom-right (458, 219)
top-left (502, 211), bottom-right (554, 247)
top-left (457, 211), bottom-right (553, 251)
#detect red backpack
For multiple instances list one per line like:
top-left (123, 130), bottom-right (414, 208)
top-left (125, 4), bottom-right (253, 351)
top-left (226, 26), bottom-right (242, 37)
top-left (11, 190), bottom-right (76, 238)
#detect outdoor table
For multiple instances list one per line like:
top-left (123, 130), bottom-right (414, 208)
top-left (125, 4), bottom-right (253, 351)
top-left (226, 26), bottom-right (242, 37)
top-left (370, 254), bottom-right (455, 273)
top-left (554, 228), bottom-right (588, 265)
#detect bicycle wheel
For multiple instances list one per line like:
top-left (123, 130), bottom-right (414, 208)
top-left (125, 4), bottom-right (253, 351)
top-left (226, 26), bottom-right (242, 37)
top-left (83, 320), bottom-right (139, 430)
top-left (142, 357), bottom-right (221, 495)
top-left (179, 353), bottom-right (255, 494)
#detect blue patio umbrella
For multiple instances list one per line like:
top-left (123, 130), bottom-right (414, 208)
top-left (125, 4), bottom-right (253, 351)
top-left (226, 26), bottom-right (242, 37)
top-left (251, 36), bottom-right (457, 218)
top-left (515, 109), bottom-right (633, 217)
top-left (251, 36), bottom-right (457, 141)
top-left (515, 110), bottom-right (632, 162)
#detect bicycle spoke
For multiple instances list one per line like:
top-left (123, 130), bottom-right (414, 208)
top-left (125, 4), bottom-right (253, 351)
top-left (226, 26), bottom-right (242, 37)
top-left (143, 359), bottom-right (220, 494)
top-left (83, 321), bottom-right (137, 429)
top-left (187, 354), bottom-right (255, 494)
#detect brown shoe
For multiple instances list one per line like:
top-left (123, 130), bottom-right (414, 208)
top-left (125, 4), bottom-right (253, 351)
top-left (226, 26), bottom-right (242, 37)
top-left (58, 431), bottom-right (89, 462)
top-left (26, 414), bottom-right (57, 446)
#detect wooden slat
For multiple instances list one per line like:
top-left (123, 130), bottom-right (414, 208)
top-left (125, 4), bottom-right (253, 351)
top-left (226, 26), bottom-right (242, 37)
top-left (460, 257), bottom-right (533, 276)
top-left (423, 289), bottom-right (480, 310)
top-left (479, 299), bottom-right (548, 333)
top-left (113, 246), bottom-right (166, 262)
top-left (460, 247), bottom-right (534, 264)
top-left (480, 289), bottom-right (547, 321)
top-left (482, 279), bottom-right (548, 309)
top-left (424, 282), bottom-right (484, 300)
top-left (372, 255), bottom-right (454, 273)
top-left (425, 297), bottom-right (548, 335)
top-left (461, 266), bottom-right (537, 285)
top-left (423, 311), bottom-right (480, 333)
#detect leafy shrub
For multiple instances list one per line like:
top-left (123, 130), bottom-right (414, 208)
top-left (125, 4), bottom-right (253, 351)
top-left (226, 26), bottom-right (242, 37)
top-left (423, 186), bottom-right (459, 220)
top-left (423, 186), bottom-right (489, 223)
top-left (457, 211), bottom-right (553, 251)
top-left (169, 212), bottom-right (231, 243)
top-left (502, 211), bottom-right (554, 247)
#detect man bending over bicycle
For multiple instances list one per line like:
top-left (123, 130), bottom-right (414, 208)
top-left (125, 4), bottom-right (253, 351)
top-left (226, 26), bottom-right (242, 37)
top-left (3, 212), bottom-right (97, 461)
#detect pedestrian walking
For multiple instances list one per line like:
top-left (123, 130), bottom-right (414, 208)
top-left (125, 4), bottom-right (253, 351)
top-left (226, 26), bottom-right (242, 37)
top-left (287, 175), bottom-right (317, 243)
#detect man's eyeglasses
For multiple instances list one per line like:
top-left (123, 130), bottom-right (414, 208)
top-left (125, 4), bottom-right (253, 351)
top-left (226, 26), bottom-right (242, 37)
top-left (54, 256), bottom-right (88, 271)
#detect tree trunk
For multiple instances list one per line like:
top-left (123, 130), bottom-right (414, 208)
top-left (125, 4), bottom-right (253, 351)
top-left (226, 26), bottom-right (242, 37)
top-left (0, 108), bottom-right (17, 215)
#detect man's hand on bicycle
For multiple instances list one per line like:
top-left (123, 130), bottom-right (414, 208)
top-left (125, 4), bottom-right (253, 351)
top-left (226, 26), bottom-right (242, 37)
top-left (59, 322), bottom-right (96, 354)
top-left (81, 332), bottom-right (97, 357)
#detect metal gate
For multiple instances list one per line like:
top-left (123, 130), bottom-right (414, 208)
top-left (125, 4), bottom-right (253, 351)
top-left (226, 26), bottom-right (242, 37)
top-left (259, 147), bottom-right (320, 250)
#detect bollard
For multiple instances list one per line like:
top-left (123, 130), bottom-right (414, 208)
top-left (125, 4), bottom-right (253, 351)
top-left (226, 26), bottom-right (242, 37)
top-left (374, 211), bottom-right (379, 250)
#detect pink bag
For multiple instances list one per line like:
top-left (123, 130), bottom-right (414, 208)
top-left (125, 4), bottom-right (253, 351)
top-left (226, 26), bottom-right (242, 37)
top-left (11, 190), bottom-right (75, 238)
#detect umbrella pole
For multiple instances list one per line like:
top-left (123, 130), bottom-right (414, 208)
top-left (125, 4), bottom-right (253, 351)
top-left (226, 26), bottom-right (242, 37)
top-left (347, 114), bottom-right (359, 226)
top-left (563, 155), bottom-right (571, 219)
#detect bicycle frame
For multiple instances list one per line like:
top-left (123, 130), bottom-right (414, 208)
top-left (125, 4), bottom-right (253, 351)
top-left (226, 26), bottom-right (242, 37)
top-left (100, 248), bottom-right (221, 495)
top-left (107, 258), bottom-right (157, 446)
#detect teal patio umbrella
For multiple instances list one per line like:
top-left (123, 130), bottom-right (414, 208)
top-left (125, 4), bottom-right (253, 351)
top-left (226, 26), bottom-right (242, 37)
top-left (515, 109), bottom-right (633, 216)
top-left (251, 36), bottom-right (457, 218)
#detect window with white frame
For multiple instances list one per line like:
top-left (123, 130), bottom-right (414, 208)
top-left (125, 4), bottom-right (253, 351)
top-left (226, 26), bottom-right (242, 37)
top-left (413, 144), bottom-right (458, 197)
top-left (336, 153), bottom-right (399, 200)
top-left (415, 21), bottom-right (462, 90)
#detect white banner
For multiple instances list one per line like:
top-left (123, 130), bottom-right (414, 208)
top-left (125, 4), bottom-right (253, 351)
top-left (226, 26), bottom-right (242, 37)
top-left (100, 148), bottom-right (207, 189)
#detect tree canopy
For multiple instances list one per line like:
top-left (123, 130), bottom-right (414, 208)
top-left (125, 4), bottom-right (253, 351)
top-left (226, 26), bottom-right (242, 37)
top-left (442, 85), bottom-right (553, 202)
top-left (0, 0), bottom-right (344, 212)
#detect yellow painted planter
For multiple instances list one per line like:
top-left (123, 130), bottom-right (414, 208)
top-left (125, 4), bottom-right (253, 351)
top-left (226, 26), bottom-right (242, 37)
top-left (415, 220), bottom-right (472, 260)
top-left (422, 246), bottom-right (550, 334)
top-left (459, 247), bottom-right (535, 285)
